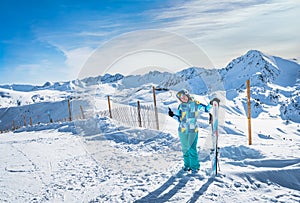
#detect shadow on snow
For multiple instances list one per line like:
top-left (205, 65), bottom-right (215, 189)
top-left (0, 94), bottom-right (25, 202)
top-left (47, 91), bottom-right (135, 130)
top-left (135, 171), bottom-right (215, 202)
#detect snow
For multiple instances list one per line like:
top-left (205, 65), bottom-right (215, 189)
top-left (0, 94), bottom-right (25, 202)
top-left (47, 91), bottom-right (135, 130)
top-left (0, 50), bottom-right (300, 202)
top-left (1, 116), bottom-right (299, 202)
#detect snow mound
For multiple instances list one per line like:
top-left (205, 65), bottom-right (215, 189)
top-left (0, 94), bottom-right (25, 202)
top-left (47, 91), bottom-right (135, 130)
top-left (76, 116), bottom-right (181, 154)
top-left (220, 145), bottom-right (265, 161)
top-left (14, 122), bottom-right (77, 134)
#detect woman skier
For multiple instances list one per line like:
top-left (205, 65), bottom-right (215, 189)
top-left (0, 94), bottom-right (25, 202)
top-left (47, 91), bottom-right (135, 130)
top-left (168, 89), bottom-right (212, 173)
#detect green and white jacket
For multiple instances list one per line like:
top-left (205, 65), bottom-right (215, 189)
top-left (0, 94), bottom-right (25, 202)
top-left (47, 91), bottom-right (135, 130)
top-left (176, 100), bottom-right (211, 133)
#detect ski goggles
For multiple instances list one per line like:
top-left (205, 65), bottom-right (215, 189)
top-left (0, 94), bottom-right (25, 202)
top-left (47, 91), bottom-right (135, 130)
top-left (176, 89), bottom-right (189, 99)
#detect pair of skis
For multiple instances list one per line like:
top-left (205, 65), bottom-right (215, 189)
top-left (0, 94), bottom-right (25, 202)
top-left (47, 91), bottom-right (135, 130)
top-left (209, 98), bottom-right (220, 176)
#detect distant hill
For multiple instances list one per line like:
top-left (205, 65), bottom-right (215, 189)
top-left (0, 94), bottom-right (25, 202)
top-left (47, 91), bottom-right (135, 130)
top-left (1, 50), bottom-right (299, 131)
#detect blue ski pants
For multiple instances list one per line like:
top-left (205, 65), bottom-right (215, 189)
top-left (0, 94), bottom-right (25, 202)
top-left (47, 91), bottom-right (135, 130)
top-left (178, 131), bottom-right (200, 170)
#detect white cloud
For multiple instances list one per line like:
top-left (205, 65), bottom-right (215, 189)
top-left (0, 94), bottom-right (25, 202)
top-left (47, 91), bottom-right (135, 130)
top-left (15, 64), bottom-right (42, 75)
top-left (108, 50), bottom-right (191, 75)
top-left (77, 30), bottom-right (216, 79)
top-left (2, 62), bottom-right (60, 85)
top-left (76, 31), bottom-right (112, 37)
top-left (147, 0), bottom-right (300, 67)
top-left (60, 47), bottom-right (95, 79)
top-left (1, 45), bottom-right (95, 85)
top-left (24, 0), bottom-right (299, 85)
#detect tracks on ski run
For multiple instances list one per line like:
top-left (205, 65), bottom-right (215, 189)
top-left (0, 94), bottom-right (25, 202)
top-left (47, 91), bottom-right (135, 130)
top-left (1, 126), bottom-right (300, 202)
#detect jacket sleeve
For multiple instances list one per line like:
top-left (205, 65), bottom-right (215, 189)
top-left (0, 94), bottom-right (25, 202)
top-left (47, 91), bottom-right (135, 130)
top-left (196, 101), bottom-right (212, 112)
top-left (172, 105), bottom-right (181, 122)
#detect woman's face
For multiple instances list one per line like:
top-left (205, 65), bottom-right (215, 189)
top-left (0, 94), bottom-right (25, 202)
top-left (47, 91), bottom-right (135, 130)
top-left (179, 94), bottom-right (189, 103)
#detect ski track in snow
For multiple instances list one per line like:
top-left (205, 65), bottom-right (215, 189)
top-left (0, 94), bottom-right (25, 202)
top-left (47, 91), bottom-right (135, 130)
top-left (0, 117), bottom-right (299, 202)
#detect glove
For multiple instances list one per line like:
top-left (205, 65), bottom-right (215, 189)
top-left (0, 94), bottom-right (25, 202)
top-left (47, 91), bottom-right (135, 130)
top-left (209, 113), bottom-right (212, 124)
top-left (168, 108), bottom-right (174, 117)
top-left (209, 98), bottom-right (220, 105)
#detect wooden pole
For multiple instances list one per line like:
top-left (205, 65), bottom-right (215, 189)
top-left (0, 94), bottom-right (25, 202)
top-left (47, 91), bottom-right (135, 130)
top-left (80, 105), bottom-right (85, 119)
top-left (247, 80), bottom-right (252, 145)
top-left (107, 96), bottom-right (112, 119)
top-left (68, 99), bottom-right (72, 121)
top-left (23, 115), bottom-right (26, 127)
top-left (137, 101), bottom-right (142, 127)
top-left (12, 120), bottom-right (15, 131)
top-left (30, 117), bottom-right (33, 126)
top-left (152, 86), bottom-right (160, 130)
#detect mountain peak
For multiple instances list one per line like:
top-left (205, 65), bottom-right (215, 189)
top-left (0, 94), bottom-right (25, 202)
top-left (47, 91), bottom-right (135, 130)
top-left (245, 49), bottom-right (263, 57)
top-left (221, 50), bottom-right (282, 90)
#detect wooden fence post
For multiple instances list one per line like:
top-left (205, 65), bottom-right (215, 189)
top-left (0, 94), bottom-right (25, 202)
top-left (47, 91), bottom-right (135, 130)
top-left (137, 101), bottom-right (142, 127)
top-left (68, 99), bottom-right (72, 121)
top-left (152, 86), bottom-right (160, 130)
top-left (80, 105), bottom-right (85, 119)
top-left (107, 96), bottom-right (112, 119)
top-left (247, 79), bottom-right (252, 145)
top-left (23, 115), bottom-right (26, 127)
top-left (12, 120), bottom-right (15, 131)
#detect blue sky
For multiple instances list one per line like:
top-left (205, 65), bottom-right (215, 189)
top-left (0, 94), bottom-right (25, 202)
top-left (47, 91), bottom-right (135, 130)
top-left (1, 0), bottom-right (299, 85)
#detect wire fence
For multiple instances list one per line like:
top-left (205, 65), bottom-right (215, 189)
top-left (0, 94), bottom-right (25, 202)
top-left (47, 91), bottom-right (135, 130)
top-left (0, 86), bottom-right (165, 133)
top-left (96, 102), bottom-right (159, 130)
top-left (0, 100), bottom-right (161, 133)
top-left (1, 99), bottom-right (288, 135)
top-left (0, 99), bottom-right (87, 133)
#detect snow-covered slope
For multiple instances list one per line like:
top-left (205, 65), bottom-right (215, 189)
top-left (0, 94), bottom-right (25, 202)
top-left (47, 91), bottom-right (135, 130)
top-left (0, 50), bottom-right (299, 202)
top-left (1, 114), bottom-right (299, 202)
top-left (220, 50), bottom-right (299, 122)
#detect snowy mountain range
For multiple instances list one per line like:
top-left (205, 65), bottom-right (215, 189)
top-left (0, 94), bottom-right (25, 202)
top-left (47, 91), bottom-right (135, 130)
top-left (1, 50), bottom-right (299, 131)
top-left (1, 50), bottom-right (300, 202)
